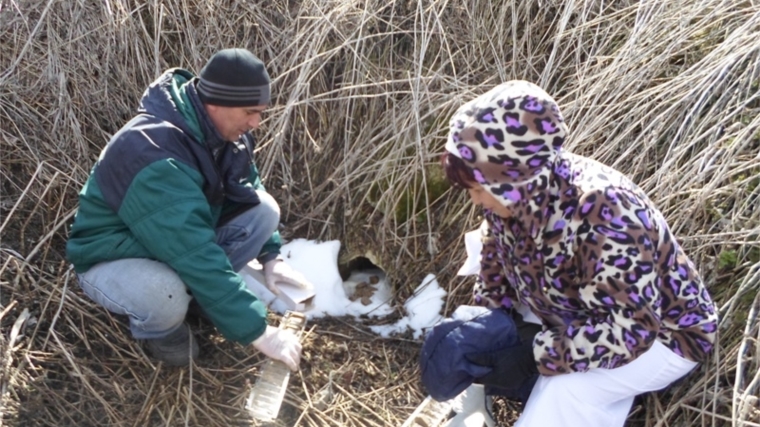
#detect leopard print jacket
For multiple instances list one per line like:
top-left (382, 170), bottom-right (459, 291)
top-left (446, 81), bottom-right (717, 376)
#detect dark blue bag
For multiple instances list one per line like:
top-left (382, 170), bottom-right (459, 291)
top-left (419, 306), bottom-right (537, 402)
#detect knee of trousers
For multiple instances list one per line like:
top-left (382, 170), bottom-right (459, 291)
top-left (131, 285), bottom-right (193, 335)
top-left (532, 372), bottom-right (595, 404)
top-left (255, 190), bottom-right (281, 233)
top-left (520, 373), bottom-right (632, 427)
top-left (532, 369), bottom-right (631, 407)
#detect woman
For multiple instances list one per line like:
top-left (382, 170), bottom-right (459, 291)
top-left (440, 81), bottom-right (717, 426)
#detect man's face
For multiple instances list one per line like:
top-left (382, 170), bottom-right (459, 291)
top-left (206, 104), bottom-right (267, 141)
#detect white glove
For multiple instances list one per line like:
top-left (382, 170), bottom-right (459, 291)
top-left (262, 258), bottom-right (312, 295)
top-left (252, 325), bottom-right (302, 371)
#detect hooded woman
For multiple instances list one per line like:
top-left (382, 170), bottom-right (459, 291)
top-left (441, 81), bottom-right (717, 426)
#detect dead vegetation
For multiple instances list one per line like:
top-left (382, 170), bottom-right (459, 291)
top-left (1, 0), bottom-right (760, 425)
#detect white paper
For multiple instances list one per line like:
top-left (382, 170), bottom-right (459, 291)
top-left (457, 229), bottom-right (483, 276)
top-left (240, 263), bottom-right (315, 312)
top-left (276, 282), bottom-right (316, 311)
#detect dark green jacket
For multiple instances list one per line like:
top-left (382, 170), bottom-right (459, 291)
top-left (66, 68), bottom-right (280, 344)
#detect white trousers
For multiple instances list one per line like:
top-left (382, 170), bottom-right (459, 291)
top-left (516, 340), bottom-right (698, 427)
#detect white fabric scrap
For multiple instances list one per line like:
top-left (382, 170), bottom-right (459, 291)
top-left (443, 384), bottom-right (495, 427)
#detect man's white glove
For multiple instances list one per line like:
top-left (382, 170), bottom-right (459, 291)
top-left (252, 325), bottom-right (302, 371)
top-left (262, 258), bottom-right (312, 295)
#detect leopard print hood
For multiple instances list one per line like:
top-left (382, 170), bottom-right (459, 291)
top-left (445, 81), bottom-right (568, 238)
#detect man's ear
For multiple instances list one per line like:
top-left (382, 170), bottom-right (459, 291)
top-left (205, 104), bottom-right (222, 124)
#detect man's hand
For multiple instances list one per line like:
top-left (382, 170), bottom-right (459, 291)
top-left (262, 258), bottom-right (312, 295)
top-left (252, 325), bottom-right (302, 371)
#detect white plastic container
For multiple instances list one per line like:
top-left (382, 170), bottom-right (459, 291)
top-left (246, 311), bottom-right (306, 422)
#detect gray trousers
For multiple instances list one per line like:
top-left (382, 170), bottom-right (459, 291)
top-left (77, 190), bottom-right (279, 339)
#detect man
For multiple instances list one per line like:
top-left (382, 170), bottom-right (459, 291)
top-left (66, 48), bottom-right (309, 370)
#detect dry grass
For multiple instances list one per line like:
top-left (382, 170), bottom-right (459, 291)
top-left (1, 0), bottom-right (760, 425)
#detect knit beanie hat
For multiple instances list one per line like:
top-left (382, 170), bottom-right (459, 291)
top-left (197, 48), bottom-right (271, 107)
